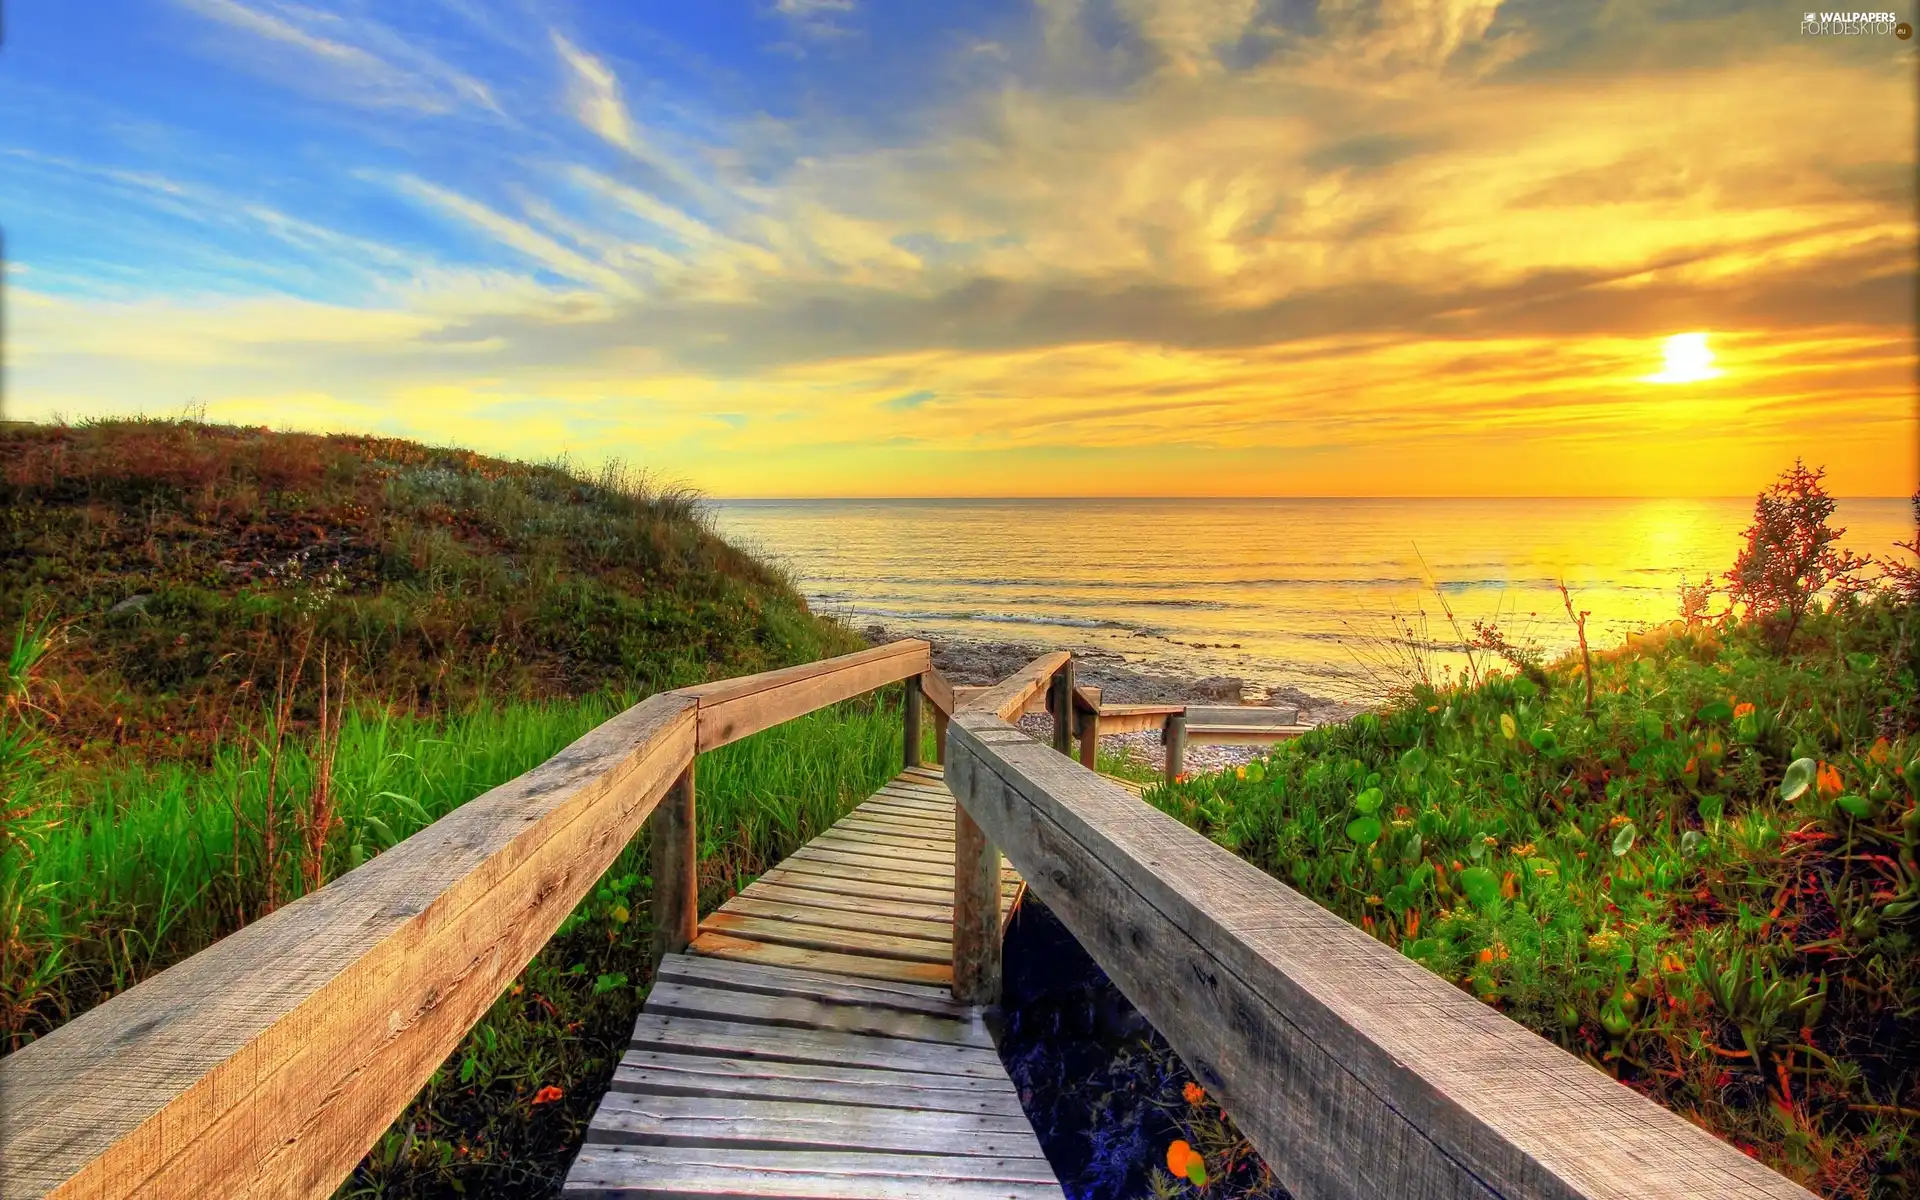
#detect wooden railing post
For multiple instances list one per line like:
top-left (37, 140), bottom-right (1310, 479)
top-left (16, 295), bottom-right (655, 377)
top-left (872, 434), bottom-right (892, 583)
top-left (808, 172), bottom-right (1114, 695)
top-left (951, 801), bottom-right (1003, 1005)
top-left (934, 709), bottom-right (950, 765)
top-left (1164, 711), bottom-right (1187, 783)
top-left (1077, 709), bottom-right (1099, 770)
top-left (651, 762), bottom-right (698, 963)
top-left (904, 675), bottom-right (924, 769)
top-left (1049, 659), bottom-right (1073, 755)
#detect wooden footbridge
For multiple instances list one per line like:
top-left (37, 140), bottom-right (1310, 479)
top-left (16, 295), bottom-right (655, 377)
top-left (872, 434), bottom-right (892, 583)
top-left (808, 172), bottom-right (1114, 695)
top-left (1, 642), bottom-right (1817, 1199)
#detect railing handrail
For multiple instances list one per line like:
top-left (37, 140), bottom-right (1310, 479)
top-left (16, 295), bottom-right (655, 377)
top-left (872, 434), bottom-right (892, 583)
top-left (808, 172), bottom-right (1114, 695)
top-left (943, 688), bottom-right (1818, 1200)
top-left (0, 640), bottom-right (934, 1200)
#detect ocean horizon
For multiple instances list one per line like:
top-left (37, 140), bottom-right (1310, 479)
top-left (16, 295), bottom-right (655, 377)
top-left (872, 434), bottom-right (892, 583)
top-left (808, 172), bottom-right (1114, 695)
top-left (704, 496), bottom-right (1914, 704)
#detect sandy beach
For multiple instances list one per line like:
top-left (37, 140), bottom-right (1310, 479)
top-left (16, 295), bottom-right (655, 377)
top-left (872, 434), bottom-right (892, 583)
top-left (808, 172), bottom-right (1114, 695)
top-left (858, 622), bottom-right (1366, 775)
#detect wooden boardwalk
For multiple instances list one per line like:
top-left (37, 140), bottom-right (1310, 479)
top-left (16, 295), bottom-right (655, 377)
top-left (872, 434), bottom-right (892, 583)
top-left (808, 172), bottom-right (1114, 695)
top-left (562, 765), bottom-right (1060, 1199)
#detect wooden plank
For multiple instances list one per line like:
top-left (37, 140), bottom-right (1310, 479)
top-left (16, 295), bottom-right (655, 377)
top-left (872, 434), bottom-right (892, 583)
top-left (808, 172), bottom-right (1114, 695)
top-left (960, 651), bottom-right (1070, 722)
top-left (1081, 709), bottom-right (1172, 736)
top-left (682, 641), bottom-right (931, 752)
top-left (641, 981), bottom-right (986, 1048)
top-left (651, 763), bottom-right (698, 963)
top-left (1186, 725), bottom-right (1313, 746)
top-left (904, 676), bottom-right (924, 769)
top-left (583, 1092), bottom-right (1040, 1156)
top-left (834, 814), bottom-right (956, 840)
top-left (716, 896), bottom-right (952, 945)
top-left (1094, 703), bottom-right (1186, 717)
top-left (698, 913), bottom-right (952, 964)
top-left (872, 779), bottom-right (955, 800)
top-left (945, 712), bottom-right (1817, 1200)
top-left (737, 881), bottom-right (954, 926)
top-left (564, 1145), bottom-right (1063, 1199)
top-left (786, 845), bottom-right (956, 886)
top-left (1164, 711), bottom-right (1186, 782)
top-left (921, 665), bottom-right (957, 716)
top-left (1073, 683), bottom-right (1101, 714)
top-left (1048, 660), bottom-right (1074, 753)
top-left (0, 693), bottom-right (698, 1200)
top-left (811, 832), bottom-right (956, 865)
top-left (1184, 705), bottom-right (1299, 726)
top-left (1078, 711), bottom-right (1099, 770)
top-left (829, 825), bottom-right (953, 851)
top-left (688, 933), bottom-right (954, 987)
top-left (758, 862), bottom-right (957, 903)
top-left (654, 954), bottom-right (972, 1019)
top-left (950, 800), bottom-right (1002, 1006)
top-left (624, 1013), bottom-right (1001, 1076)
top-left (608, 1052), bottom-right (1025, 1114)
top-left (902, 765), bottom-right (947, 785)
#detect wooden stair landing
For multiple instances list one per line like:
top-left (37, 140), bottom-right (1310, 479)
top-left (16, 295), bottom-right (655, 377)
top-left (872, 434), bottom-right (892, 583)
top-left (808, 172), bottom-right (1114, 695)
top-left (563, 766), bottom-right (1061, 1199)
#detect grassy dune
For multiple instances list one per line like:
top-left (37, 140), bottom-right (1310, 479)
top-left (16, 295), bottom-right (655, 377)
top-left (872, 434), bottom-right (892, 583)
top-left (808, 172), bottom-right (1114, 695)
top-left (0, 418), bottom-right (901, 1196)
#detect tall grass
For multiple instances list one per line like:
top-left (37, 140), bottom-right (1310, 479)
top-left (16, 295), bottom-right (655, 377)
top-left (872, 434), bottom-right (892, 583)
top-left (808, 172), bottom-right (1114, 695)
top-left (3, 672), bottom-right (908, 1195)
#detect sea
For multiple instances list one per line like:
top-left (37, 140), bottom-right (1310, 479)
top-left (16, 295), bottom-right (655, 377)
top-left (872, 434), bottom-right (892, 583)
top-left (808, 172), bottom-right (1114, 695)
top-left (703, 497), bottom-right (1914, 704)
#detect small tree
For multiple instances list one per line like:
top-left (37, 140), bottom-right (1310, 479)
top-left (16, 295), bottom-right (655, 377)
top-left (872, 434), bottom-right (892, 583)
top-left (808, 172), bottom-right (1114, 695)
top-left (1723, 459), bottom-right (1870, 653)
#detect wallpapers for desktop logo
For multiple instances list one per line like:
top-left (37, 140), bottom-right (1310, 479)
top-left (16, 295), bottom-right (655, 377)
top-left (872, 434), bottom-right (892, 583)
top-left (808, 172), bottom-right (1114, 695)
top-left (1801, 10), bottom-right (1910, 35)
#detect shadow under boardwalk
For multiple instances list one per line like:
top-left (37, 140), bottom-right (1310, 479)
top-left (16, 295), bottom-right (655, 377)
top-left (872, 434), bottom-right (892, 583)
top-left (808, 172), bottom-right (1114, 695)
top-left (563, 765), bottom-right (1063, 1199)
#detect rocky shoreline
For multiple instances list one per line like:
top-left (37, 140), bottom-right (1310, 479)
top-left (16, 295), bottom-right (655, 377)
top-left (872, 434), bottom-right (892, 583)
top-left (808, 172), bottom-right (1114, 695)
top-left (858, 623), bottom-right (1367, 776)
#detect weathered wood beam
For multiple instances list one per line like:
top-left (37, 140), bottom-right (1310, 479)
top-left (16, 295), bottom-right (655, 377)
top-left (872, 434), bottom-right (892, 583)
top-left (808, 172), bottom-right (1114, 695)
top-left (943, 711), bottom-right (1815, 1200)
top-left (949, 803), bottom-right (1002, 1006)
top-left (0, 694), bottom-right (698, 1200)
top-left (678, 640), bottom-right (931, 752)
top-left (652, 761), bottom-right (699, 963)
top-left (904, 677), bottom-right (925, 769)
top-left (1163, 711), bottom-right (1187, 783)
top-left (920, 664), bottom-right (957, 716)
top-left (1047, 660), bottom-right (1074, 755)
top-left (959, 651), bottom-right (1071, 722)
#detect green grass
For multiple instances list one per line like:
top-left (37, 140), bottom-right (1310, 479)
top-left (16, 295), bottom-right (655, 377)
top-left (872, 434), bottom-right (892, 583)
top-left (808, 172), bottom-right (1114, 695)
top-left (3, 677), bottom-right (909, 1195)
top-left (0, 418), bottom-right (862, 762)
top-left (1149, 596), bottom-right (1920, 1198)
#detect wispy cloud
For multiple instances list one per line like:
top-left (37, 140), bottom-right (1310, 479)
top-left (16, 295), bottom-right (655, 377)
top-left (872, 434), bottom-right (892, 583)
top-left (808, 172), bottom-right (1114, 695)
top-left (174, 0), bottom-right (502, 114)
top-left (8, 0), bottom-right (1914, 496)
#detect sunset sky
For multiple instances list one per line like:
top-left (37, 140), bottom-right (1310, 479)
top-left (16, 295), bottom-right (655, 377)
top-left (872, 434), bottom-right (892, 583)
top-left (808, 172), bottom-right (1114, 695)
top-left (3, 1), bottom-right (1915, 497)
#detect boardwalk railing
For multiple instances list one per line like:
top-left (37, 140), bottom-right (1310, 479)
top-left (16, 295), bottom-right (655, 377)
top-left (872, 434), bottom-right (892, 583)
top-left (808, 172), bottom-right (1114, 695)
top-left (0, 640), bottom-right (950, 1200)
top-left (947, 652), bottom-right (1816, 1200)
top-left (3, 642), bottom-right (1820, 1200)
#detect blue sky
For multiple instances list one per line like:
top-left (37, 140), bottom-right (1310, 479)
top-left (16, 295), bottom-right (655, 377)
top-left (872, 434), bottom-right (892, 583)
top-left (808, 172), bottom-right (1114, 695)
top-left (2, 1), bottom-right (1914, 496)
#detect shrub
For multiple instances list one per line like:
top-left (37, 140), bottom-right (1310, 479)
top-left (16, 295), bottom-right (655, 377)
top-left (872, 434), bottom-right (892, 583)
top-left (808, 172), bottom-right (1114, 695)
top-left (1724, 460), bottom-right (1870, 654)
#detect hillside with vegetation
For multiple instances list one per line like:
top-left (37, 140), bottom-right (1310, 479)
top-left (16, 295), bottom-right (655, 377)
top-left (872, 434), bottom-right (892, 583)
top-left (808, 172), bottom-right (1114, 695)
top-left (1147, 473), bottom-right (1920, 1199)
top-left (0, 418), bottom-right (902, 1196)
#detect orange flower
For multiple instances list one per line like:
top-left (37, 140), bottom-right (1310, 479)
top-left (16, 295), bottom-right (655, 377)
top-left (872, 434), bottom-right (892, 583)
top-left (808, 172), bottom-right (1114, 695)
top-left (1167, 1139), bottom-right (1194, 1176)
top-left (1500, 871), bottom-right (1518, 900)
top-left (1184, 1082), bottom-right (1206, 1106)
top-left (1405, 910), bottom-right (1420, 938)
top-left (1733, 702), bottom-right (1754, 719)
top-left (531, 1086), bottom-right (564, 1106)
top-left (1869, 737), bottom-right (1891, 765)
top-left (1816, 762), bottom-right (1843, 799)
top-left (1478, 947), bottom-right (1495, 964)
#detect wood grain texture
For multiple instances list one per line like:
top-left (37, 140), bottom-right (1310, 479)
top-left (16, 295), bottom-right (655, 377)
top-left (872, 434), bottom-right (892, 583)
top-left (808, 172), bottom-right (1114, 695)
top-left (1080, 708), bottom-right (1175, 736)
top-left (945, 711), bottom-right (1817, 1200)
top-left (651, 763), bottom-right (698, 964)
top-left (960, 651), bottom-right (1071, 722)
top-left (688, 934), bottom-right (955, 987)
top-left (680, 640), bottom-right (931, 752)
top-left (1048, 660), bottom-right (1074, 754)
top-left (1183, 725), bottom-right (1312, 746)
top-left (949, 801), bottom-right (1003, 1006)
top-left (1077, 711), bottom-right (1099, 770)
top-left (904, 676), bottom-right (924, 770)
top-left (920, 665), bottom-right (957, 716)
top-left (564, 1146), bottom-right (1062, 1199)
top-left (607, 1053), bottom-right (1025, 1114)
top-left (1163, 711), bottom-right (1187, 782)
top-left (0, 693), bottom-right (697, 1200)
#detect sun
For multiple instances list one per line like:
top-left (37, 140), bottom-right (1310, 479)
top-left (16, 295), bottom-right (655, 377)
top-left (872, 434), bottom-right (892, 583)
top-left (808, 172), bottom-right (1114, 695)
top-left (1645, 332), bottom-right (1724, 384)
